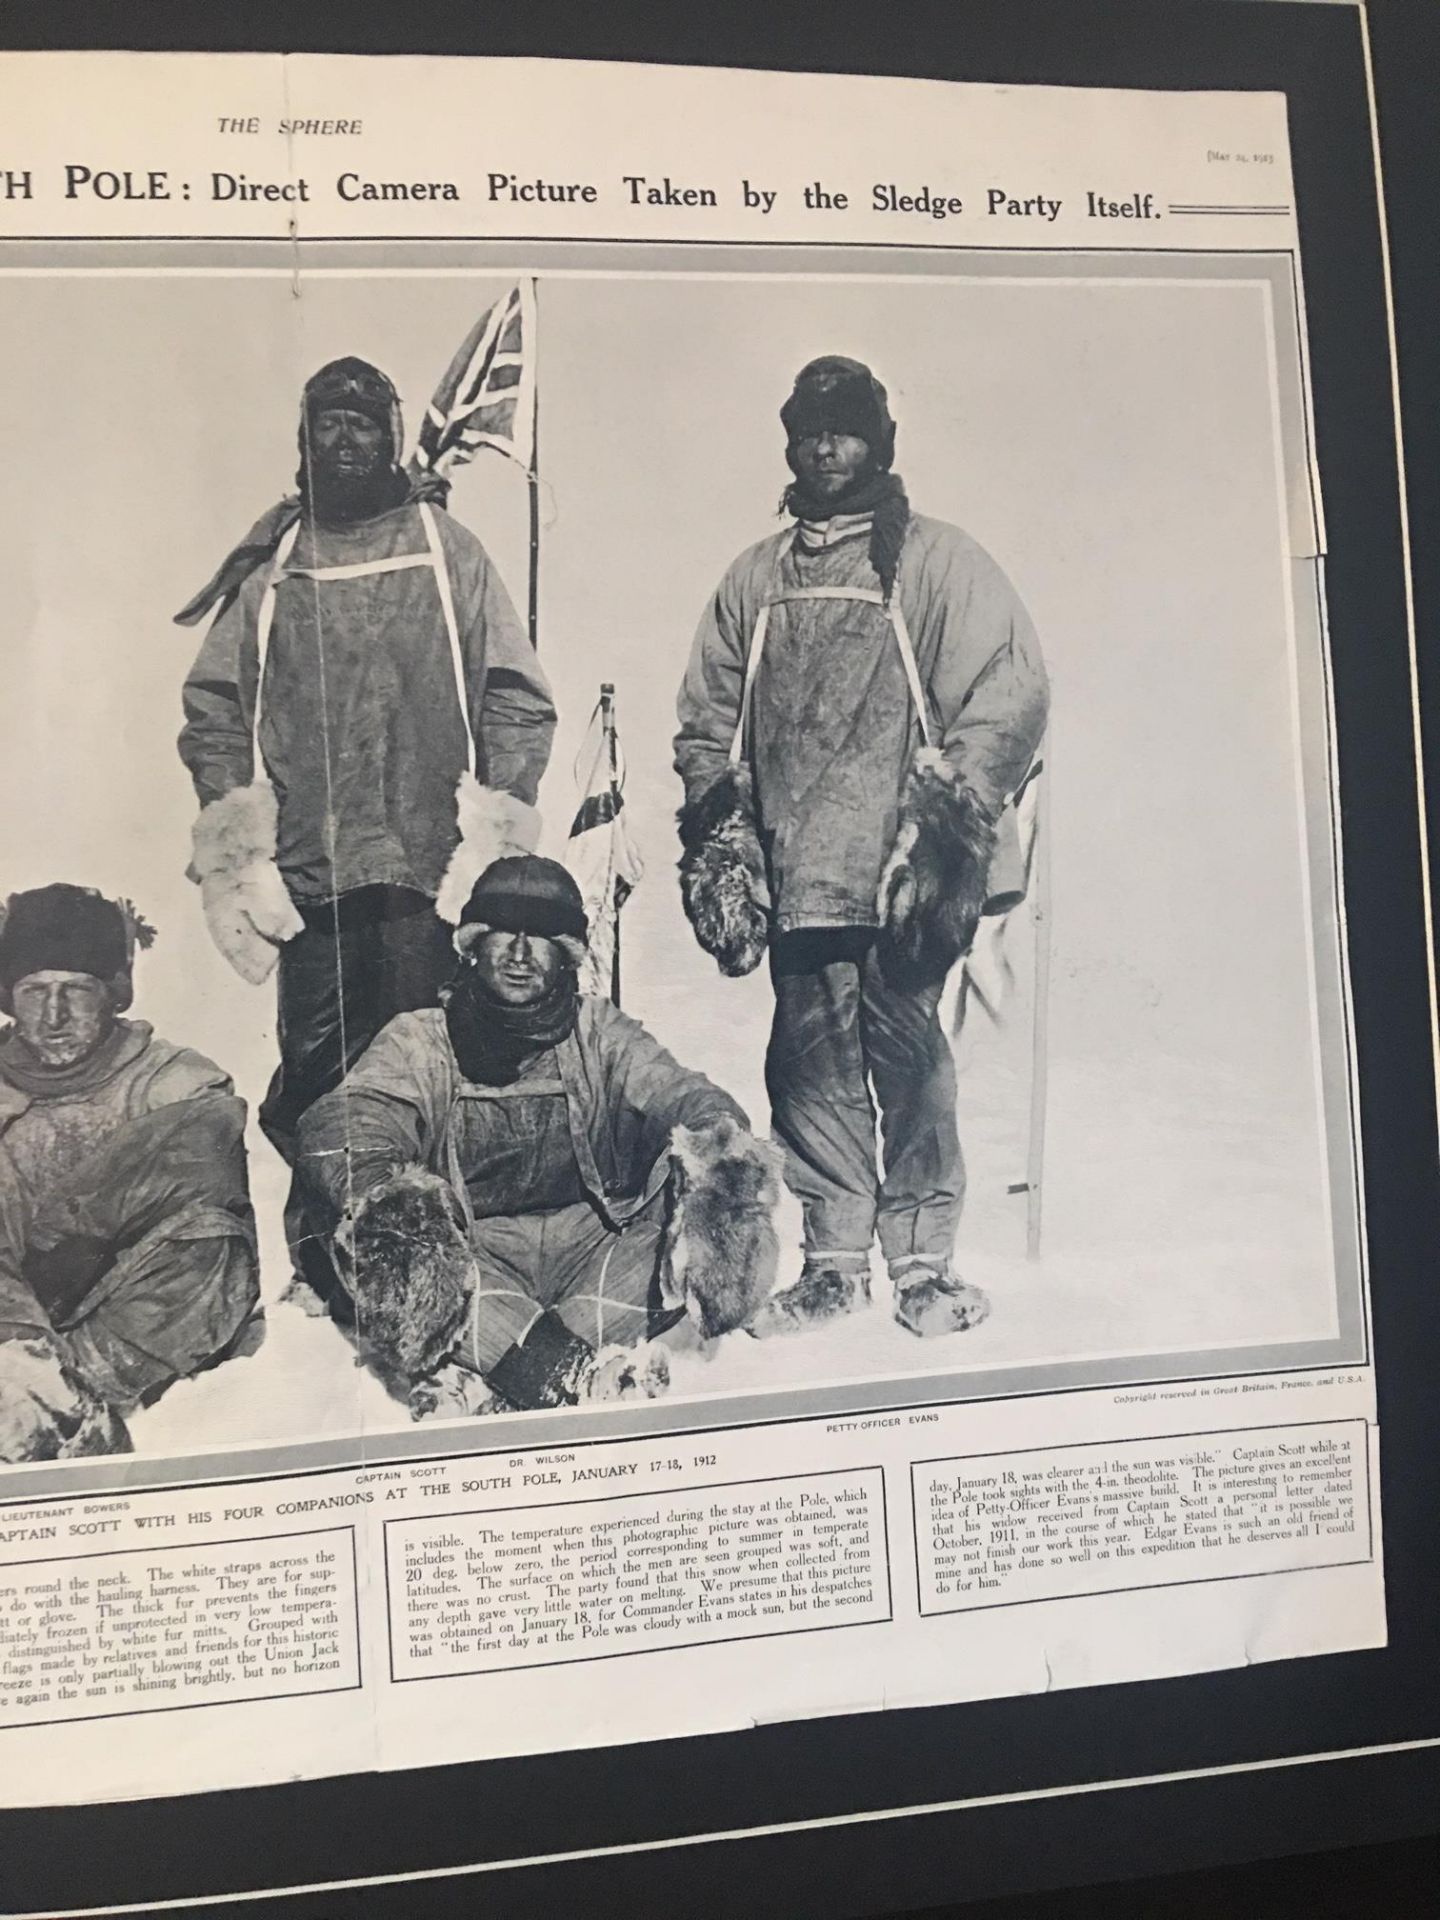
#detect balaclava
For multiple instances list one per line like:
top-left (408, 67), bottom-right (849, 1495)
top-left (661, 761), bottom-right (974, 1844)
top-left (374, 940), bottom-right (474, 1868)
top-left (297, 357), bottom-right (408, 525)
top-left (780, 355), bottom-right (911, 601)
top-left (445, 856), bottom-right (589, 1085)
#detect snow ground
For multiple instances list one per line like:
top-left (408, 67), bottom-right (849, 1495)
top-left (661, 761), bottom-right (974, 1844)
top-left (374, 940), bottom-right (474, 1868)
top-left (131, 983), bottom-right (1346, 1461)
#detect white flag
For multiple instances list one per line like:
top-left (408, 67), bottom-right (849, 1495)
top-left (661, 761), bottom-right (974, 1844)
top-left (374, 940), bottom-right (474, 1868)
top-left (566, 695), bottom-right (643, 1003)
top-left (959, 765), bottom-right (1043, 1027)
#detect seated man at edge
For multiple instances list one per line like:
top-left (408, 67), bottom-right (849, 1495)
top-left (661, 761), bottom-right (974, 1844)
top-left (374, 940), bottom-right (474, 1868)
top-left (296, 855), bottom-right (781, 1418)
top-left (0, 885), bottom-right (260, 1460)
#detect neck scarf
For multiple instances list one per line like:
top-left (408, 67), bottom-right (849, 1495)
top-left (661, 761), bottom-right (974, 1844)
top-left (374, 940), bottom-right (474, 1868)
top-left (782, 468), bottom-right (911, 603)
top-left (444, 968), bottom-right (580, 1087)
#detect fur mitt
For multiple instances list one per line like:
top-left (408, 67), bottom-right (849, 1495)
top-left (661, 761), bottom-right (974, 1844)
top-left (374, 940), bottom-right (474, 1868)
top-left (0, 1333), bottom-right (131, 1463)
top-left (876, 748), bottom-right (996, 988)
top-left (191, 781), bottom-right (305, 985)
top-left (664, 1117), bottom-right (783, 1338)
top-left (344, 1168), bottom-right (476, 1395)
top-left (677, 765), bottom-right (771, 977)
top-left (435, 775), bottom-right (541, 926)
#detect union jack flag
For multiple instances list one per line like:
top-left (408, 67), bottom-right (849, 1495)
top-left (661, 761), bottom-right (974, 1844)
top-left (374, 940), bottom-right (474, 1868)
top-left (411, 281), bottom-right (535, 479)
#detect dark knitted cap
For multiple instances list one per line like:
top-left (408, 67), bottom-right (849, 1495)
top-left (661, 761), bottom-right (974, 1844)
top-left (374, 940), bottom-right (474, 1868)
top-left (0, 885), bottom-right (137, 992)
top-left (780, 356), bottom-right (896, 466)
top-left (458, 857), bottom-right (589, 945)
top-left (302, 357), bottom-right (403, 444)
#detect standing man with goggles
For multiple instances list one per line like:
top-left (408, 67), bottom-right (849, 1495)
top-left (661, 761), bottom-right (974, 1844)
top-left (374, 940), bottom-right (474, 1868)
top-left (177, 357), bottom-right (555, 1293)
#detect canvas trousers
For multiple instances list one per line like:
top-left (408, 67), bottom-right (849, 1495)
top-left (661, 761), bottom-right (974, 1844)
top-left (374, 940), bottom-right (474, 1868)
top-left (764, 928), bottom-right (962, 1275)
top-left (456, 1189), bottom-right (671, 1379)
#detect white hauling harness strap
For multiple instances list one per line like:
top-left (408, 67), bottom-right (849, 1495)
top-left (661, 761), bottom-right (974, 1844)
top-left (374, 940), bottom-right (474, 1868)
top-left (724, 544), bottom-right (1039, 829)
top-left (249, 502), bottom-right (476, 774)
top-left (728, 576), bottom-right (933, 765)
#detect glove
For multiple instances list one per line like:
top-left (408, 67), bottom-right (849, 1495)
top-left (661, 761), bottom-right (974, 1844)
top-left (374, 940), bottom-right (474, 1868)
top-left (678, 766), bottom-right (771, 977)
top-left (665, 1118), bottom-right (782, 1337)
top-left (191, 783), bottom-right (305, 985)
top-left (346, 1169), bottom-right (475, 1392)
top-left (876, 749), bottom-right (996, 988)
top-left (199, 861), bottom-right (303, 986)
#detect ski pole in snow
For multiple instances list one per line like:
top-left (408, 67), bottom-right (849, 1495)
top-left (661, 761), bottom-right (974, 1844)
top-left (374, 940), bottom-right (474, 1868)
top-left (1025, 755), bottom-right (1051, 1259)
top-left (602, 685), bottom-right (621, 1005)
top-left (527, 278), bottom-right (540, 650)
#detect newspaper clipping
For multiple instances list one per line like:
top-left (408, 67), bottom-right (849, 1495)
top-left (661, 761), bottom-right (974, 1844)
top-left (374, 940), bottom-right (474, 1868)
top-left (0, 52), bottom-right (1384, 1807)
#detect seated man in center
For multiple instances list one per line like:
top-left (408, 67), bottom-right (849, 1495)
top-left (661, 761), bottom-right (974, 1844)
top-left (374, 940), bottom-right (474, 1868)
top-left (296, 856), bottom-right (780, 1417)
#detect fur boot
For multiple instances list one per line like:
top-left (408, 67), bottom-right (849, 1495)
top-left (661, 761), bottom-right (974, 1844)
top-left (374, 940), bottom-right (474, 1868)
top-left (191, 782), bottom-right (305, 985)
top-left (584, 1344), bottom-right (671, 1402)
top-left (434, 775), bottom-right (541, 926)
top-left (892, 1264), bottom-right (991, 1337)
top-left (345, 1168), bottom-right (476, 1395)
top-left (664, 1117), bottom-right (783, 1338)
top-left (876, 748), bottom-right (996, 988)
top-left (0, 1333), bottom-right (131, 1462)
top-left (677, 765), bottom-right (771, 977)
top-left (407, 1361), bottom-right (511, 1423)
top-left (748, 1265), bottom-right (871, 1340)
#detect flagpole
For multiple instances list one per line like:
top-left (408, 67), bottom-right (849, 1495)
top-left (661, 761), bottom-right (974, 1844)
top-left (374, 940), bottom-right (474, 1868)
top-left (600, 682), bottom-right (621, 1007)
top-left (527, 277), bottom-right (541, 652)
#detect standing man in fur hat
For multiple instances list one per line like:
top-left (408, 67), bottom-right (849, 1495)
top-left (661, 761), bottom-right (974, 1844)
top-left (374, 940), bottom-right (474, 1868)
top-left (0, 885), bottom-right (260, 1460)
top-left (177, 357), bottom-right (556, 1289)
top-left (674, 356), bottom-right (1048, 1340)
top-left (296, 855), bottom-right (780, 1417)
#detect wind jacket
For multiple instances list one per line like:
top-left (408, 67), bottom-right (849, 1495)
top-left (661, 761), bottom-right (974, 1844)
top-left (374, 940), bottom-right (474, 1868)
top-left (297, 1000), bottom-right (745, 1232)
top-left (178, 495), bottom-right (556, 903)
top-left (674, 515), bottom-right (1049, 933)
top-left (0, 1023), bottom-right (258, 1399)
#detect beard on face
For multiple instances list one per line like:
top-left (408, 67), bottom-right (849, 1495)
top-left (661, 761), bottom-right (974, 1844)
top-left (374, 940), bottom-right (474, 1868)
top-left (299, 428), bottom-right (399, 525)
top-left (785, 435), bottom-right (883, 515)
